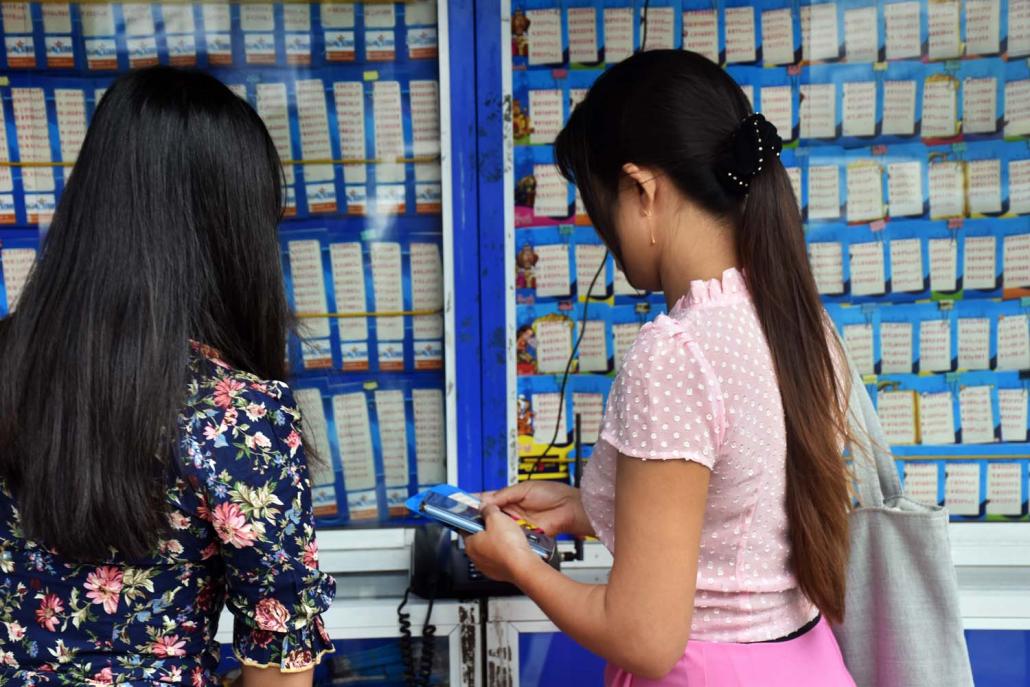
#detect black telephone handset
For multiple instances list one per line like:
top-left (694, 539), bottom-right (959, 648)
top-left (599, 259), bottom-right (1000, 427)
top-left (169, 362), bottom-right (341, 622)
top-left (410, 523), bottom-right (562, 600)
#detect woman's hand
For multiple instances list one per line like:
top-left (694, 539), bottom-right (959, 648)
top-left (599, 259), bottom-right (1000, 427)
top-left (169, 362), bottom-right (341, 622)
top-left (464, 504), bottom-right (545, 585)
top-left (482, 482), bottom-right (594, 538)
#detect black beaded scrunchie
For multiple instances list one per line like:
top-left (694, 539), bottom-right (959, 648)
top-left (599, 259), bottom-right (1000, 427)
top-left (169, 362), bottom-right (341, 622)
top-left (715, 113), bottom-right (783, 197)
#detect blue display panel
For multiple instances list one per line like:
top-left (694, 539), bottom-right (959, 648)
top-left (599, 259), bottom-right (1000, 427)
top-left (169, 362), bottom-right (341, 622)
top-left (0, 1), bottom-right (450, 528)
top-left (501, 0), bottom-right (1030, 523)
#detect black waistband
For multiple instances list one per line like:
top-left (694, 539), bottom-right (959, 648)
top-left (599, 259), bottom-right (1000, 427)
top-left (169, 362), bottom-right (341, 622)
top-left (750, 614), bottom-right (822, 644)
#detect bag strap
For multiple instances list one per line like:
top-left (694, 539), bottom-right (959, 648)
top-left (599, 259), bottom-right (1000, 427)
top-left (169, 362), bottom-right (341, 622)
top-left (845, 361), bottom-right (903, 507)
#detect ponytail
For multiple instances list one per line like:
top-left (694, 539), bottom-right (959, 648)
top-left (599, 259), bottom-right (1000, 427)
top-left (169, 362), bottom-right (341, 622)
top-left (739, 162), bottom-right (852, 623)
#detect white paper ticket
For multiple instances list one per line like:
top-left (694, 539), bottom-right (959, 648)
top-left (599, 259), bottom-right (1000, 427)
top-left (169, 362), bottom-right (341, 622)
top-left (885, 1), bottom-right (921, 61)
top-left (889, 238), bottom-right (925, 292)
top-left (929, 237), bottom-right (958, 292)
top-left (375, 390), bottom-right (409, 490)
top-left (613, 322), bottom-right (642, 372)
top-left (760, 86), bottom-right (793, 141)
top-left (986, 462), bottom-right (1022, 515)
top-left (534, 164), bottom-right (569, 217)
top-left (536, 318), bottom-right (573, 374)
top-left (850, 241), bottom-right (886, 295)
top-left (1003, 233), bottom-right (1030, 288)
top-left (11, 88), bottom-right (54, 193)
top-left (641, 6), bottom-right (675, 50)
top-left (534, 243), bottom-right (571, 297)
top-left (529, 89), bottom-right (563, 145)
top-left (887, 161), bottom-right (923, 217)
top-left (410, 80), bottom-right (441, 182)
top-left (957, 318), bottom-right (991, 370)
top-left (2, 247), bottom-right (35, 312)
top-left (532, 392), bottom-right (565, 446)
top-left (373, 81), bottom-right (406, 184)
top-left (998, 388), bottom-right (1029, 443)
top-left (997, 314), bottom-right (1030, 370)
top-left (410, 242), bottom-right (443, 340)
top-left (959, 385), bottom-right (996, 444)
top-left (1008, 159), bottom-right (1030, 215)
top-left (761, 8), bottom-right (794, 65)
top-left (329, 242), bottom-right (368, 342)
top-left (578, 319), bottom-right (609, 373)
top-left (801, 3), bottom-right (839, 62)
top-left (603, 7), bottom-right (634, 62)
top-left (332, 393), bottom-right (377, 516)
top-left (809, 242), bottom-right (844, 294)
top-left (528, 8), bottom-right (563, 65)
top-left (287, 240), bottom-right (331, 340)
top-left (967, 159), bottom-right (1002, 215)
top-left (944, 463), bottom-right (981, 516)
top-left (334, 82), bottom-right (367, 185)
top-left (904, 463), bottom-right (939, 504)
top-left (963, 235), bottom-right (997, 290)
top-left (966, 0), bottom-right (1001, 55)
top-left (881, 321), bottom-right (914, 373)
top-left (413, 387), bottom-right (446, 485)
top-left (963, 77), bottom-right (998, 135)
top-left (572, 392), bottom-right (605, 444)
top-left (54, 88), bottom-right (86, 164)
top-left (922, 76), bottom-right (959, 139)
top-left (878, 390), bottom-right (918, 444)
top-left (844, 323), bottom-right (876, 375)
top-left (928, 161), bottom-right (964, 219)
top-left (296, 79), bottom-right (334, 185)
top-left (844, 6), bottom-right (878, 62)
top-left (846, 162), bottom-right (885, 223)
top-left (724, 6), bottom-right (756, 63)
top-left (682, 10), bottom-right (718, 64)
top-left (1009, 0), bottom-right (1030, 57)
top-left (919, 391), bottom-right (956, 444)
top-left (800, 84), bottom-right (837, 140)
top-left (568, 7), bottom-right (598, 63)
top-left (882, 80), bottom-right (917, 136)
top-left (1003, 79), bottom-right (1030, 137)
top-left (256, 83), bottom-right (296, 185)
top-left (575, 243), bottom-right (608, 298)
top-left (808, 165), bottom-right (841, 220)
top-left (919, 318), bottom-right (952, 372)
top-left (370, 242), bottom-right (404, 341)
top-left (842, 81), bottom-right (877, 137)
top-left (928, 0), bottom-right (961, 60)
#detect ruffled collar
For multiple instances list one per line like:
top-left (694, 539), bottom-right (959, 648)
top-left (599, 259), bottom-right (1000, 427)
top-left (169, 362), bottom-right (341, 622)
top-left (669, 267), bottom-right (748, 316)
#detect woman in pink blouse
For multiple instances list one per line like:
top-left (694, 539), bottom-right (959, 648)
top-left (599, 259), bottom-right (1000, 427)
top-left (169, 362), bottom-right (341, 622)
top-left (465, 51), bottom-right (856, 685)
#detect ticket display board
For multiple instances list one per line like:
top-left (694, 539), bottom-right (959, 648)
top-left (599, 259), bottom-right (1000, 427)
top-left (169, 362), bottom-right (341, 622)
top-left (509, 0), bottom-right (1030, 521)
top-left (0, 0), bottom-right (448, 528)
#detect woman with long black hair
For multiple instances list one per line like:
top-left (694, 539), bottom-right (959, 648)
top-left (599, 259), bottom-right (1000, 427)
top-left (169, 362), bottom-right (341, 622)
top-left (465, 50), bottom-right (856, 686)
top-left (0, 67), bottom-right (335, 686)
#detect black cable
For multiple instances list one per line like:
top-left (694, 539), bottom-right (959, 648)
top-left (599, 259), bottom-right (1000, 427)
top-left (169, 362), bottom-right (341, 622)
top-left (524, 251), bottom-right (609, 478)
top-left (640, 0), bottom-right (652, 52)
top-left (398, 587), bottom-right (436, 687)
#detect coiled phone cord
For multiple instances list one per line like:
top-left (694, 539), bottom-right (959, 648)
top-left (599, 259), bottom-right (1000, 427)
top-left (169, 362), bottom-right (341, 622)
top-left (398, 587), bottom-right (437, 687)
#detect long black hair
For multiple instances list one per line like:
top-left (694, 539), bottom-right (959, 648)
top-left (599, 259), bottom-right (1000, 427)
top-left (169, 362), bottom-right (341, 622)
top-left (555, 50), bottom-right (851, 623)
top-left (0, 67), bottom-right (291, 560)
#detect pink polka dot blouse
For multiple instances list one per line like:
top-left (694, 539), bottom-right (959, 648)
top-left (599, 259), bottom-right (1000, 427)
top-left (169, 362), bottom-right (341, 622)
top-left (581, 267), bottom-right (818, 643)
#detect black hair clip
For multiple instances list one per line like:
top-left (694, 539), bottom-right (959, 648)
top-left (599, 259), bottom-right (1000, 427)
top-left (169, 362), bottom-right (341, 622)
top-left (715, 113), bottom-right (783, 196)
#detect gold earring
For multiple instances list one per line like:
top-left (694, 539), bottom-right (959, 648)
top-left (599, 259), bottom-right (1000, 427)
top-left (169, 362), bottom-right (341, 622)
top-left (650, 230), bottom-right (657, 246)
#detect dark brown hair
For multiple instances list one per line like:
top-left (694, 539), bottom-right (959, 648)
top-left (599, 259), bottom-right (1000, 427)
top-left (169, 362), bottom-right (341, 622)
top-left (554, 50), bottom-right (852, 623)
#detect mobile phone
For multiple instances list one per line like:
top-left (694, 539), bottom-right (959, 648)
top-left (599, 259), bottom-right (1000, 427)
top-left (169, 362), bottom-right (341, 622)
top-left (406, 485), bottom-right (557, 561)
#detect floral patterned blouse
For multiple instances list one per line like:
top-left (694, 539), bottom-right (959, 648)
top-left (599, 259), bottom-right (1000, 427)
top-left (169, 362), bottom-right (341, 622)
top-left (0, 346), bottom-right (336, 685)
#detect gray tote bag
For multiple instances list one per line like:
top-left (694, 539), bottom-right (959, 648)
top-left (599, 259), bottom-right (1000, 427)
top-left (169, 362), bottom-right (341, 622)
top-left (832, 363), bottom-right (974, 687)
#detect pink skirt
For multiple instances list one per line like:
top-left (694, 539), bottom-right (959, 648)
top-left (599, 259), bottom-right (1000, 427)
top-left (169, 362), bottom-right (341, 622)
top-left (604, 618), bottom-right (855, 687)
